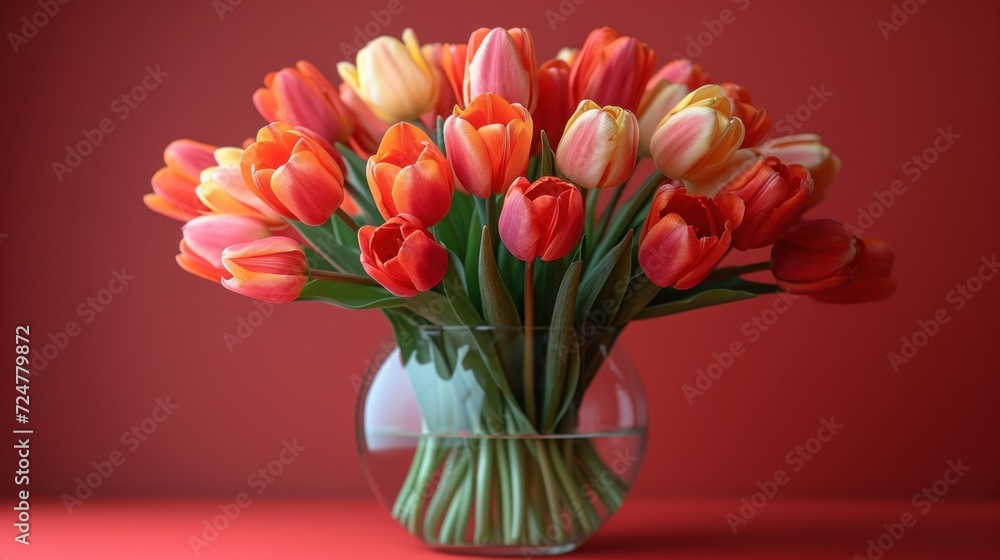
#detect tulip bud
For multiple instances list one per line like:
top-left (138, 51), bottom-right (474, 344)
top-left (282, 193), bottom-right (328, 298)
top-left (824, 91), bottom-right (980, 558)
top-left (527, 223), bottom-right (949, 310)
top-left (176, 214), bottom-right (273, 282)
top-left (638, 185), bottom-right (744, 289)
top-left (720, 83), bottom-right (771, 148)
top-left (221, 237), bottom-right (309, 303)
top-left (556, 101), bottom-right (639, 189)
top-left (195, 147), bottom-right (285, 228)
top-left (144, 139), bottom-right (217, 222)
top-left (444, 93), bottom-right (532, 198)
top-left (810, 238), bottom-right (895, 303)
top-left (359, 214), bottom-right (449, 297)
top-left (499, 177), bottom-right (584, 262)
top-left (253, 61), bottom-right (353, 145)
top-left (368, 123), bottom-right (453, 226)
top-left (420, 43), bottom-right (463, 128)
top-left (770, 219), bottom-right (863, 293)
top-left (719, 156), bottom-right (813, 250)
top-left (637, 80), bottom-right (690, 158)
top-left (655, 59), bottom-right (712, 91)
top-left (241, 122), bottom-right (346, 227)
top-left (464, 27), bottom-right (538, 112)
top-left (338, 29), bottom-right (438, 122)
top-left (339, 83), bottom-right (391, 159)
top-left (753, 134), bottom-right (841, 208)
top-left (532, 59), bottom-right (573, 153)
top-left (650, 85), bottom-right (745, 183)
top-left (569, 27), bottom-right (655, 112)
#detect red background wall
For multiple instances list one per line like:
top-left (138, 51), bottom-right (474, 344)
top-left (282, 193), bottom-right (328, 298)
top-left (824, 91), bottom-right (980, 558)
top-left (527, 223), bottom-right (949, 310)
top-left (1, 0), bottom-right (997, 504)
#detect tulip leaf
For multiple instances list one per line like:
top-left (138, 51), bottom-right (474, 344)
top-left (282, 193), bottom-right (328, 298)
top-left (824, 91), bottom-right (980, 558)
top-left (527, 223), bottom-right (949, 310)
top-left (297, 279), bottom-right (404, 310)
top-left (591, 171), bottom-right (663, 262)
top-left (383, 308), bottom-right (430, 366)
top-left (539, 131), bottom-right (555, 178)
top-left (541, 261), bottom-right (582, 433)
top-left (613, 272), bottom-right (661, 326)
top-left (635, 286), bottom-right (774, 320)
top-left (289, 220), bottom-right (364, 275)
top-left (435, 116), bottom-right (447, 154)
top-left (576, 230), bottom-right (633, 328)
top-left (335, 144), bottom-right (382, 224)
top-left (478, 228), bottom-right (521, 327)
top-left (463, 210), bottom-right (484, 314)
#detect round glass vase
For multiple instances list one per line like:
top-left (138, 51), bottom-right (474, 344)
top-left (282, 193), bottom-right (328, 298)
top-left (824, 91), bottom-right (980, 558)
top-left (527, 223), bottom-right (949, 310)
top-left (356, 326), bottom-right (648, 556)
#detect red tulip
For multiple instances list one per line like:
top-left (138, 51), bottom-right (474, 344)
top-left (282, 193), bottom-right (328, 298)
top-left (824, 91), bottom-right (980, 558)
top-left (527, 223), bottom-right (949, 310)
top-left (569, 27), bottom-right (655, 112)
top-left (532, 58), bottom-right (573, 153)
top-left (498, 177), bottom-right (584, 261)
top-left (359, 214), bottom-right (449, 297)
top-left (221, 237), bottom-right (309, 303)
top-left (770, 219), bottom-right (863, 293)
top-left (721, 83), bottom-right (771, 148)
top-left (753, 134), bottom-right (841, 209)
top-left (444, 93), bottom-right (532, 198)
top-left (240, 122), bottom-right (346, 227)
top-left (253, 61), bottom-right (353, 144)
top-left (367, 123), bottom-right (453, 226)
top-left (638, 185), bottom-right (744, 289)
top-left (144, 139), bottom-right (217, 222)
top-left (810, 238), bottom-right (895, 303)
top-left (719, 156), bottom-right (813, 250)
top-left (176, 214), bottom-right (272, 282)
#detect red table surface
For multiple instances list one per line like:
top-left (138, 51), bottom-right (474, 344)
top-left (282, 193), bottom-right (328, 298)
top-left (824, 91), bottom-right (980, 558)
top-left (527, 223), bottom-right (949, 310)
top-left (4, 498), bottom-right (998, 559)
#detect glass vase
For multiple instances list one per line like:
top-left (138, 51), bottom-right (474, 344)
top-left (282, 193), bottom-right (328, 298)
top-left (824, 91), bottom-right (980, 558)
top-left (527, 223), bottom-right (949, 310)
top-left (356, 326), bottom-right (648, 556)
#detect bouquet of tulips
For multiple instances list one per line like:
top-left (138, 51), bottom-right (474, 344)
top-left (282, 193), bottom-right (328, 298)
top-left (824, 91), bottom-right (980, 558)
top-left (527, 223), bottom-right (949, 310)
top-left (144, 26), bottom-right (894, 549)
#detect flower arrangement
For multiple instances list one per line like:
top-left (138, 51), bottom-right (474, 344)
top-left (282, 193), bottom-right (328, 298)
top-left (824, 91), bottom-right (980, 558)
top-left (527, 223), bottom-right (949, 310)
top-left (144, 26), bottom-right (894, 552)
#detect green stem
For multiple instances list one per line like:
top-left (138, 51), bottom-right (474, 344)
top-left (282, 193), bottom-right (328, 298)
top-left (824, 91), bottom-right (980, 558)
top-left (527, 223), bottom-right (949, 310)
top-left (548, 439), bottom-right (595, 536)
top-left (523, 260), bottom-right (536, 427)
top-left (584, 188), bottom-right (599, 246)
top-left (474, 438), bottom-right (493, 544)
top-left (308, 269), bottom-right (380, 286)
top-left (595, 184), bottom-right (626, 238)
top-left (533, 439), bottom-right (564, 541)
top-left (705, 261), bottom-right (772, 283)
top-left (334, 207), bottom-right (360, 233)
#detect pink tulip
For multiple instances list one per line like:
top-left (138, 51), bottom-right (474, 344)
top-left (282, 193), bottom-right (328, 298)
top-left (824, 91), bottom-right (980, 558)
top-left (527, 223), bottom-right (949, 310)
top-left (556, 100), bottom-right (639, 189)
top-left (654, 59), bottom-right (712, 91)
top-left (176, 214), bottom-right (272, 282)
top-left (144, 139), bottom-right (217, 222)
top-left (253, 61), bottom-right (353, 144)
top-left (221, 237), bottom-right (309, 303)
top-left (753, 134), bottom-right (841, 208)
top-left (464, 27), bottom-right (538, 112)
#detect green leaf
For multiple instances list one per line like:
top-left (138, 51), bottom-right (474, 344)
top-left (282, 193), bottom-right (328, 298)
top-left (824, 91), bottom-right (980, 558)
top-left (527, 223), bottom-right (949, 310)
top-left (435, 115), bottom-right (447, 154)
top-left (383, 309), bottom-right (428, 365)
top-left (613, 272), bottom-right (661, 326)
top-left (463, 210), bottom-right (484, 314)
top-left (576, 230), bottom-right (633, 328)
top-left (335, 144), bottom-right (381, 224)
top-left (442, 254), bottom-right (485, 327)
top-left (539, 131), bottom-right (555, 177)
top-left (289, 220), bottom-right (364, 275)
top-left (634, 288), bottom-right (761, 320)
top-left (478, 228), bottom-right (521, 327)
top-left (541, 261), bottom-right (582, 433)
top-left (297, 279), bottom-right (403, 310)
top-left (591, 170), bottom-right (663, 262)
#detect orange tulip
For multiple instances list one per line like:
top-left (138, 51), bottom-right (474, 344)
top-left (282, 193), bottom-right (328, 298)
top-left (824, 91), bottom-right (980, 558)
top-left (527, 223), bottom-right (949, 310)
top-left (420, 42), bottom-right (463, 129)
top-left (556, 100), bottom-right (639, 189)
top-left (221, 237), bottom-right (309, 303)
top-left (253, 61), bottom-right (353, 144)
top-left (532, 59), bottom-right (573, 153)
top-left (650, 85), bottom-right (745, 183)
top-left (654, 59), bottom-right (712, 91)
top-left (176, 214), bottom-right (272, 282)
top-left (719, 156), bottom-right (813, 250)
top-left (339, 83), bottom-right (391, 159)
top-left (770, 219), bottom-right (863, 293)
top-left (194, 147), bottom-right (285, 228)
top-left (638, 185), bottom-right (744, 289)
top-left (444, 93), bottom-right (532, 198)
top-left (144, 139), bottom-right (217, 222)
top-left (753, 134), bottom-right (841, 208)
top-left (569, 27), bottom-right (655, 112)
top-left (368, 123), bottom-right (453, 226)
top-left (721, 83), bottom-right (771, 148)
top-left (359, 214), bottom-right (448, 297)
top-left (810, 238), bottom-right (895, 303)
top-left (241, 122), bottom-right (346, 227)
top-left (438, 42), bottom-right (468, 108)
top-left (498, 177), bottom-right (583, 262)
top-left (464, 27), bottom-right (538, 112)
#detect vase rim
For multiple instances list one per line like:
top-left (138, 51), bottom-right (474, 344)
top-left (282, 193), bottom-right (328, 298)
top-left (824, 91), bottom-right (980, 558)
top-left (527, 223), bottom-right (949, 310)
top-left (416, 325), bottom-right (619, 335)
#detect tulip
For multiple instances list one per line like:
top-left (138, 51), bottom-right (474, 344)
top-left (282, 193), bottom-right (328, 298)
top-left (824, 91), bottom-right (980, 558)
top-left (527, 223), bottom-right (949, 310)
top-left (253, 61), bottom-right (353, 144)
top-left (195, 147), bottom-right (285, 228)
top-left (359, 214), bottom-right (448, 297)
top-left (420, 43), bottom-right (462, 129)
top-left (810, 238), bottom-right (895, 303)
top-left (338, 29), bottom-right (438, 122)
top-left (367, 122), bottom-right (453, 225)
top-left (753, 134), bottom-right (841, 208)
top-left (650, 85), bottom-right (745, 183)
top-left (339, 83), bottom-right (392, 159)
top-left (176, 214), bottom-right (272, 282)
top-left (144, 139), bottom-right (217, 221)
top-left (532, 59), bottom-right (573, 153)
top-left (221, 237), bottom-right (309, 303)
top-left (721, 83), bottom-right (770, 148)
top-left (719, 156), bottom-right (813, 250)
top-left (770, 219), bottom-right (863, 293)
top-left (637, 80), bottom-right (690, 158)
top-left (498, 177), bottom-right (584, 261)
top-left (654, 59), bottom-right (712, 91)
top-left (556, 100), bottom-right (639, 189)
top-left (569, 27), bottom-right (655, 112)
top-left (241, 122), bottom-right (346, 227)
top-left (638, 185), bottom-right (744, 289)
top-left (438, 42), bottom-right (468, 108)
top-left (444, 93), bottom-right (532, 198)
top-left (464, 27), bottom-right (538, 112)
